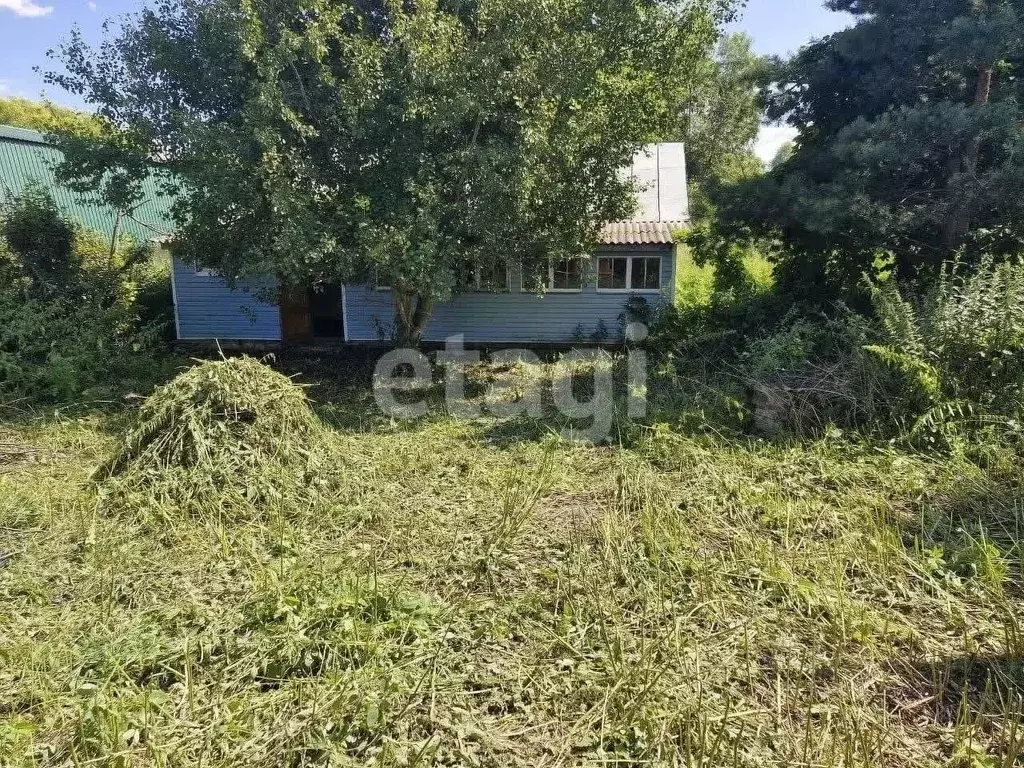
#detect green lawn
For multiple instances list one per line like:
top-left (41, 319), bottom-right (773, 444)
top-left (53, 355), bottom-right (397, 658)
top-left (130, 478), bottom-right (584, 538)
top-left (2, 356), bottom-right (1023, 767)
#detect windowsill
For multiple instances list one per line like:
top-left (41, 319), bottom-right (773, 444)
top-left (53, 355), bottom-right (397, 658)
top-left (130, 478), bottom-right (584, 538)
top-left (596, 288), bottom-right (662, 294)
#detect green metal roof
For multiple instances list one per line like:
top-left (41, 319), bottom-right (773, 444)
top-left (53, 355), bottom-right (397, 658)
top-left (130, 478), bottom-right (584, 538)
top-left (0, 124), bottom-right (176, 242)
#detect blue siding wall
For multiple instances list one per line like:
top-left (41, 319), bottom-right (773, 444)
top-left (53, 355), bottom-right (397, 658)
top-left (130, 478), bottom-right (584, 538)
top-left (345, 248), bottom-right (675, 343)
top-left (171, 255), bottom-right (282, 340)
top-left (171, 247), bottom-right (674, 344)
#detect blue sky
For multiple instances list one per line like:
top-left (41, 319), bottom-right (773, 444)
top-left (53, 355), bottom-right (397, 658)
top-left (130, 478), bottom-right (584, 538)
top-left (0, 0), bottom-right (853, 160)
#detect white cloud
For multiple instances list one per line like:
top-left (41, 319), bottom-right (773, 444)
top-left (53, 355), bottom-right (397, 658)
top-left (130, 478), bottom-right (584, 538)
top-left (0, 0), bottom-right (54, 16)
top-left (0, 80), bottom-right (9, 94)
top-left (87, 1), bottom-right (97, 9)
top-left (754, 123), bottom-right (798, 165)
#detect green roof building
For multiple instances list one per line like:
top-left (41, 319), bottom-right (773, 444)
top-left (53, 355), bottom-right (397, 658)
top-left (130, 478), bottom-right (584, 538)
top-left (0, 124), bottom-right (175, 242)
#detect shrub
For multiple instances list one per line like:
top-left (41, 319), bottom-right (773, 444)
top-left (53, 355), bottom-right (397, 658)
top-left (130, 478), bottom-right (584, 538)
top-left (0, 189), bottom-right (172, 405)
top-left (866, 255), bottom-right (1024, 448)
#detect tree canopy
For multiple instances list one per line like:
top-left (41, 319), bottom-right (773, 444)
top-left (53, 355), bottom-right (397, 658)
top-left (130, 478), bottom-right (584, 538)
top-left (676, 31), bottom-right (767, 214)
top-left (47, 0), bottom-right (737, 342)
top-left (712, 0), bottom-right (1024, 299)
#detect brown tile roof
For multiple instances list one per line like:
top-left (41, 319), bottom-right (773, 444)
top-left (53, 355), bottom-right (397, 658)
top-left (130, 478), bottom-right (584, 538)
top-left (598, 220), bottom-right (686, 245)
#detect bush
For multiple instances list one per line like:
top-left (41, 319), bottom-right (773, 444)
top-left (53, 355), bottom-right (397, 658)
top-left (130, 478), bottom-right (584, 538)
top-left (0, 189), bottom-right (172, 405)
top-left (865, 255), bottom-right (1024, 450)
top-left (717, 253), bottom-right (1024, 445)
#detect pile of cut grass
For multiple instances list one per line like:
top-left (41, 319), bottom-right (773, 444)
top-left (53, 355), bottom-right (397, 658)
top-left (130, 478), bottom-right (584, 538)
top-left (96, 356), bottom-right (333, 518)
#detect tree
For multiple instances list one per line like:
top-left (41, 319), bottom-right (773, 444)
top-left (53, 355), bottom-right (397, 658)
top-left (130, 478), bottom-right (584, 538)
top-left (768, 141), bottom-right (793, 171)
top-left (46, 0), bottom-right (737, 344)
top-left (713, 0), bottom-right (1024, 300)
top-left (679, 32), bottom-right (767, 179)
top-left (677, 32), bottom-right (768, 218)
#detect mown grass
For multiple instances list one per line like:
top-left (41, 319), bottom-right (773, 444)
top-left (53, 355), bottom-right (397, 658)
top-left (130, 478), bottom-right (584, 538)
top-left (2, 355), bottom-right (1024, 767)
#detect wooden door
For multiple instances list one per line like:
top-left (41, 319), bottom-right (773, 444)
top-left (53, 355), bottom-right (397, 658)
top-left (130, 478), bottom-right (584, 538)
top-left (279, 285), bottom-right (313, 343)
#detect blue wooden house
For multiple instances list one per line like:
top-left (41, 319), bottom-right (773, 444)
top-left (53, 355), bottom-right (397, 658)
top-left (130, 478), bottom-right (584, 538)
top-left (167, 143), bottom-right (688, 345)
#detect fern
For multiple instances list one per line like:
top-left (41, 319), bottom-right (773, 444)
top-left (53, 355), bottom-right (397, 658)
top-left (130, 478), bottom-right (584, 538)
top-left (863, 344), bottom-right (941, 401)
top-left (869, 279), bottom-right (926, 359)
top-left (866, 254), bottom-right (1024, 445)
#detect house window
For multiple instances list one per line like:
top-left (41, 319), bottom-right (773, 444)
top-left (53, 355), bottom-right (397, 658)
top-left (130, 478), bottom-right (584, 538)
top-left (462, 262), bottom-right (510, 293)
top-left (193, 262), bottom-right (215, 277)
top-left (550, 259), bottom-right (583, 292)
top-left (598, 258), bottom-right (628, 290)
top-left (631, 257), bottom-right (661, 290)
top-left (597, 255), bottom-right (661, 292)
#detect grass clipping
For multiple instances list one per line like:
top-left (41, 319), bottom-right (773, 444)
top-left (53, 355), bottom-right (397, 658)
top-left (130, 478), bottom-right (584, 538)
top-left (97, 356), bottom-right (327, 513)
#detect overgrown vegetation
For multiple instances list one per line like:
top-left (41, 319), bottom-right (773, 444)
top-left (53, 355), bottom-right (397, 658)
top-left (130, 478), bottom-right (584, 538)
top-left (0, 186), bottom-right (173, 406)
top-left (654, 248), bottom-right (1024, 454)
top-left (2, 1), bottom-right (1023, 764)
top-left (0, 96), bottom-right (100, 137)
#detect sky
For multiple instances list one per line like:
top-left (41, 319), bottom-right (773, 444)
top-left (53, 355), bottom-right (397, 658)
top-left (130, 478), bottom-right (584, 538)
top-left (0, 0), bottom-right (854, 162)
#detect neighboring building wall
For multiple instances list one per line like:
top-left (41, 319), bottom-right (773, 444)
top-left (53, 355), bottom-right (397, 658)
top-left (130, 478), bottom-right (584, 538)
top-left (344, 246), bottom-right (675, 343)
top-left (170, 255), bottom-right (282, 341)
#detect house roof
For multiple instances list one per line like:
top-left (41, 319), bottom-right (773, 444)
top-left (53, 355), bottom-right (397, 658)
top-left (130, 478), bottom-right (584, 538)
top-left (598, 220), bottom-right (685, 245)
top-left (0, 124), bottom-right (175, 242)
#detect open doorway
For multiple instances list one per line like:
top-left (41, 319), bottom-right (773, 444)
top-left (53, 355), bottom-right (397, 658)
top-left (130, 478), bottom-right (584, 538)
top-left (309, 283), bottom-right (343, 339)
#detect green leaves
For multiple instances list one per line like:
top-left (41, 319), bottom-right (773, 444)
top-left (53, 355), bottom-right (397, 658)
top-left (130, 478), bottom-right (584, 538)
top-left (716, 0), bottom-right (1024, 301)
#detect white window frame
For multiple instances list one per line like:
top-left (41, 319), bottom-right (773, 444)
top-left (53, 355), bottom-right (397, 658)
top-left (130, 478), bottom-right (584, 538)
top-left (546, 258), bottom-right (584, 293)
top-left (596, 254), bottom-right (663, 294)
top-left (193, 263), bottom-right (216, 277)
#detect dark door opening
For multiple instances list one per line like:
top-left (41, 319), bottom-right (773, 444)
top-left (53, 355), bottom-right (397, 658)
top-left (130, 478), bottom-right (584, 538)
top-left (309, 283), bottom-right (344, 339)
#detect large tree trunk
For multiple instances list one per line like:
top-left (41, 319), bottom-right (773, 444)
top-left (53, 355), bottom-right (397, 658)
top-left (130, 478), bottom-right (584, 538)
top-left (942, 66), bottom-right (994, 249)
top-left (394, 291), bottom-right (435, 347)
